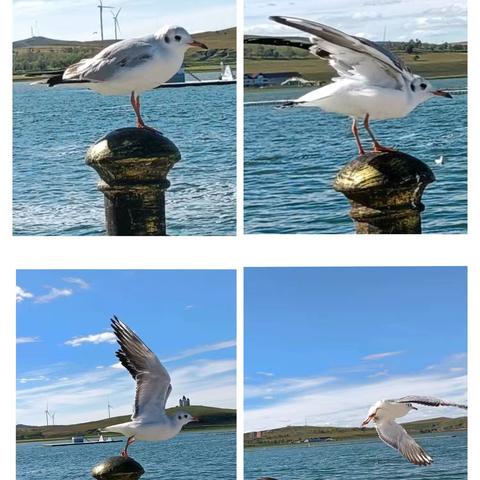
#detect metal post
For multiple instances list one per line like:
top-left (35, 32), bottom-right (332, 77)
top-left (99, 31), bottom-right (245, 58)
top-left (91, 456), bottom-right (144, 480)
top-left (333, 151), bottom-right (435, 234)
top-left (86, 128), bottom-right (181, 236)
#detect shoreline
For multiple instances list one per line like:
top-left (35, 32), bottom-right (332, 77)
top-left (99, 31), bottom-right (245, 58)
top-left (244, 427), bottom-right (467, 450)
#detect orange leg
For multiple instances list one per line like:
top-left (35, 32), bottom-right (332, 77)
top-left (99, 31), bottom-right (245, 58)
top-left (351, 117), bottom-right (365, 155)
top-left (363, 114), bottom-right (396, 152)
top-left (130, 91), bottom-right (156, 131)
top-left (121, 435), bottom-right (136, 457)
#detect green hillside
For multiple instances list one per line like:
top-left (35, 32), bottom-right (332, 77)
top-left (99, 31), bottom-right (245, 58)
top-left (17, 405), bottom-right (236, 442)
top-left (244, 416), bottom-right (467, 448)
top-left (13, 27), bottom-right (236, 76)
top-left (245, 38), bottom-right (467, 80)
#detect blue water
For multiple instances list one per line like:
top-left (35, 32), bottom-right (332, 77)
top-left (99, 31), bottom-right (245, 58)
top-left (13, 78), bottom-right (236, 235)
top-left (17, 430), bottom-right (235, 479)
top-left (244, 431), bottom-right (467, 479)
top-left (244, 78), bottom-right (467, 234)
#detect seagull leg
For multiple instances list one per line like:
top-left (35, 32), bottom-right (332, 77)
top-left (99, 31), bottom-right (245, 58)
top-left (351, 117), bottom-right (365, 155)
top-left (363, 114), bottom-right (396, 153)
top-left (130, 91), bottom-right (157, 131)
top-left (121, 435), bottom-right (136, 457)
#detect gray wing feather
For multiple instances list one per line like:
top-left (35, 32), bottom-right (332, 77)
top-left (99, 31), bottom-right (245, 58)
top-left (63, 39), bottom-right (154, 82)
top-left (270, 16), bottom-right (407, 89)
top-left (111, 316), bottom-right (172, 421)
top-left (392, 395), bottom-right (467, 409)
top-left (376, 420), bottom-right (433, 466)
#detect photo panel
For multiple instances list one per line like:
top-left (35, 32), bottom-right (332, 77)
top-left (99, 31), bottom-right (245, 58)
top-left (16, 269), bottom-right (236, 479)
top-left (244, 267), bottom-right (467, 479)
top-left (244, 1), bottom-right (467, 234)
top-left (13, 1), bottom-right (237, 236)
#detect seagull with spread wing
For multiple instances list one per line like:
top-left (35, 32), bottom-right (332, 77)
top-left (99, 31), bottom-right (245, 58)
top-left (103, 316), bottom-right (198, 457)
top-left (362, 395), bottom-right (467, 466)
top-left (247, 16), bottom-right (452, 154)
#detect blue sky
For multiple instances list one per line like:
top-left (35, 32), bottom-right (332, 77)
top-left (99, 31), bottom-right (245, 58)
top-left (13, 0), bottom-right (236, 41)
top-left (17, 270), bottom-right (236, 425)
top-left (245, 267), bottom-right (467, 432)
top-left (245, 0), bottom-right (467, 42)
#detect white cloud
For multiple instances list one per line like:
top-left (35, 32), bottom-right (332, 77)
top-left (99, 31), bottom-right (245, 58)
top-left (16, 286), bottom-right (33, 303)
top-left (18, 376), bottom-right (49, 384)
top-left (245, 371), bottom-right (467, 432)
top-left (17, 357), bottom-right (236, 425)
top-left (16, 336), bottom-right (40, 344)
top-left (245, 376), bottom-right (336, 399)
top-left (34, 287), bottom-right (73, 304)
top-left (257, 371), bottom-right (274, 377)
top-left (63, 277), bottom-right (90, 289)
top-left (362, 351), bottom-right (403, 361)
top-left (65, 332), bottom-right (116, 347)
top-left (162, 339), bottom-right (236, 362)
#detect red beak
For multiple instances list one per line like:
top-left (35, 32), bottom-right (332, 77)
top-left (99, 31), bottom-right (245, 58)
top-left (191, 416), bottom-right (199, 422)
top-left (189, 40), bottom-right (208, 50)
top-left (433, 89), bottom-right (453, 99)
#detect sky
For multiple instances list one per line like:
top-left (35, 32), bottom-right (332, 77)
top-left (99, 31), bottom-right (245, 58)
top-left (16, 269), bottom-right (236, 426)
top-left (245, 267), bottom-right (467, 432)
top-left (13, 0), bottom-right (236, 41)
top-left (245, 0), bottom-right (467, 42)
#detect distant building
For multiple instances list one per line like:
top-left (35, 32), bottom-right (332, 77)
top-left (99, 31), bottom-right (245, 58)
top-left (179, 395), bottom-right (191, 407)
top-left (244, 72), bottom-right (303, 87)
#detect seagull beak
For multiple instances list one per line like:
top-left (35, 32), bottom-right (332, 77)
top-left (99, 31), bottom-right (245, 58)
top-left (189, 40), bottom-right (208, 50)
top-left (411, 406), bottom-right (418, 410)
top-left (191, 416), bottom-right (199, 422)
top-left (361, 415), bottom-right (373, 427)
top-left (433, 89), bottom-right (452, 99)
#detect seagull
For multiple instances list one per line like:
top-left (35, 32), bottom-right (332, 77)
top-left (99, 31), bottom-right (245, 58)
top-left (103, 316), bottom-right (198, 457)
top-left (362, 395), bottom-right (467, 466)
top-left (45, 26), bottom-right (207, 130)
top-left (248, 16), bottom-right (452, 155)
top-left (435, 155), bottom-right (445, 165)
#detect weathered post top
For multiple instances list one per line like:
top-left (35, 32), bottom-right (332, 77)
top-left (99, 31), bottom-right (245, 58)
top-left (333, 151), bottom-right (435, 234)
top-left (91, 456), bottom-right (145, 480)
top-left (86, 127), bottom-right (181, 236)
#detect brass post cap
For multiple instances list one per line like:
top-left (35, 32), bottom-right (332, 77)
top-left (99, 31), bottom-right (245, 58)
top-left (91, 456), bottom-right (145, 479)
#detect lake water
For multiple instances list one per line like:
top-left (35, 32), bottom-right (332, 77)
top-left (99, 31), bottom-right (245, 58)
top-left (244, 78), bottom-right (467, 234)
top-left (244, 431), bottom-right (467, 479)
top-left (17, 429), bottom-right (235, 479)
top-left (13, 76), bottom-right (236, 236)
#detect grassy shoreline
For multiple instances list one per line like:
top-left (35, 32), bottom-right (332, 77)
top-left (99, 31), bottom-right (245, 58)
top-left (244, 417), bottom-right (467, 449)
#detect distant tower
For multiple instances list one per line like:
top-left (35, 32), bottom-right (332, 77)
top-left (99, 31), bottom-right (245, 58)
top-left (107, 400), bottom-right (113, 418)
top-left (186, 397), bottom-right (190, 406)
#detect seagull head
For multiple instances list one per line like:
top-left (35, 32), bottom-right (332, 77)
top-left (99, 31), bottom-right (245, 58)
top-left (156, 26), bottom-right (208, 51)
top-left (174, 411), bottom-right (199, 426)
top-left (409, 75), bottom-right (452, 103)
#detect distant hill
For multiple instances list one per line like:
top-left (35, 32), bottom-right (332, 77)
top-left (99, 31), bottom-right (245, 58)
top-left (17, 405), bottom-right (236, 442)
top-left (244, 416), bottom-right (467, 448)
top-left (13, 27), bottom-right (236, 75)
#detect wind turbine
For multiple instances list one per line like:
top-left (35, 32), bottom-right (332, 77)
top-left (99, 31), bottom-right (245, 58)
top-left (112, 8), bottom-right (122, 41)
top-left (107, 400), bottom-right (113, 418)
top-left (50, 412), bottom-right (56, 425)
top-left (98, 0), bottom-right (114, 41)
top-left (44, 402), bottom-right (50, 426)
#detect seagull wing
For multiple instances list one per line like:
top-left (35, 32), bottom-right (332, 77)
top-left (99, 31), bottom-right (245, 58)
top-left (63, 38), bottom-right (155, 83)
top-left (245, 36), bottom-right (329, 57)
top-left (111, 316), bottom-right (172, 421)
top-left (376, 419), bottom-right (433, 466)
top-left (269, 16), bottom-right (409, 89)
top-left (391, 395), bottom-right (467, 410)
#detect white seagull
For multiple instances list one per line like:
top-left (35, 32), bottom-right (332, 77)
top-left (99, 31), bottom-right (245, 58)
top-left (362, 395), bottom-right (467, 466)
top-left (46, 26), bottom-right (207, 129)
top-left (103, 316), bottom-right (198, 457)
top-left (251, 17), bottom-right (452, 154)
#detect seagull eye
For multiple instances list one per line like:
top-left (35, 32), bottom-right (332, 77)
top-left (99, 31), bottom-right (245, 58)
top-left (165, 36), bottom-right (170, 43)
top-left (420, 83), bottom-right (427, 90)
top-left (175, 35), bottom-right (182, 42)
top-left (410, 83), bottom-right (416, 92)
top-left (184, 414), bottom-right (188, 418)
top-left (177, 415), bottom-right (181, 420)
